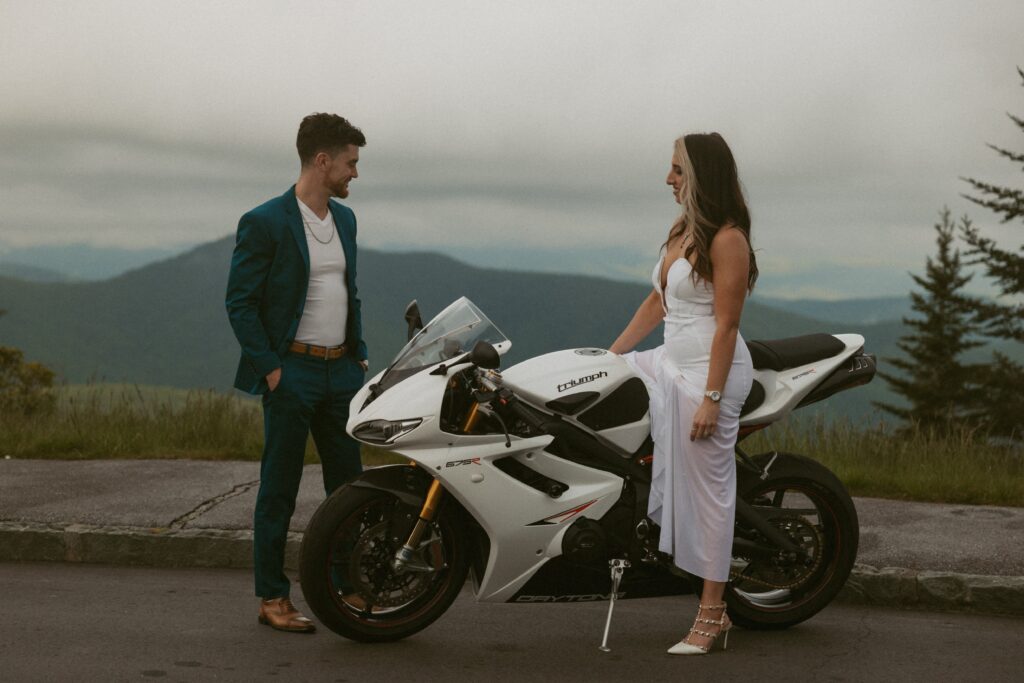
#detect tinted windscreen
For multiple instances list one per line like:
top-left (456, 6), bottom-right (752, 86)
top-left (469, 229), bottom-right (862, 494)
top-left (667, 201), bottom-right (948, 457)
top-left (374, 297), bottom-right (509, 394)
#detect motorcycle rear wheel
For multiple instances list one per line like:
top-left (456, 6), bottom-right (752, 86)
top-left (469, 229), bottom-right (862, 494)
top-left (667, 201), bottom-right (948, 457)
top-left (299, 485), bottom-right (470, 642)
top-left (724, 451), bottom-right (859, 630)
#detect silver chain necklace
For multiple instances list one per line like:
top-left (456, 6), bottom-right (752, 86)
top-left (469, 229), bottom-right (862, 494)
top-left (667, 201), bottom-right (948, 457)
top-left (302, 213), bottom-right (335, 245)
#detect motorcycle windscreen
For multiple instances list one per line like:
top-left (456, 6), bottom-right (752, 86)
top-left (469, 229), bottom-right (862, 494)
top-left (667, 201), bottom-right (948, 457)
top-left (375, 296), bottom-right (511, 394)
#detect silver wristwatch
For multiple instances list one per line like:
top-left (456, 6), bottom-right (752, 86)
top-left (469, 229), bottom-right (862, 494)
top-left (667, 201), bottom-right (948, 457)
top-left (704, 390), bottom-right (722, 403)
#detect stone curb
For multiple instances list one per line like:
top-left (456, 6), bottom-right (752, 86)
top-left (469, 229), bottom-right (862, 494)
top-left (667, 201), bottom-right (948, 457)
top-left (3, 522), bottom-right (1023, 617)
top-left (0, 522), bottom-right (302, 572)
top-left (838, 563), bottom-right (1024, 617)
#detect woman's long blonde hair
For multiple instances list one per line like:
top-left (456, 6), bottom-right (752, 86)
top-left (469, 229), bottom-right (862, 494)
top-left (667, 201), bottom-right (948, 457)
top-left (666, 132), bottom-right (757, 292)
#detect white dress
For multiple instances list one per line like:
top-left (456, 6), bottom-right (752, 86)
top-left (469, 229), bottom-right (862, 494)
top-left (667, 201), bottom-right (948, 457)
top-left (622, 251), bottom-right (754, 582)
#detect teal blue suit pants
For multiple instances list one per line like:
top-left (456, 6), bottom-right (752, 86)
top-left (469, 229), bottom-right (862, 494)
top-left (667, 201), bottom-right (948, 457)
top-left (254, 352), bottom-right (364, 598)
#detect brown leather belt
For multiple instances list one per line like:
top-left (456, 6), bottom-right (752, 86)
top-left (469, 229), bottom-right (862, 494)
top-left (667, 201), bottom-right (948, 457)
top-left (289, 341), bottom-right (348, 360)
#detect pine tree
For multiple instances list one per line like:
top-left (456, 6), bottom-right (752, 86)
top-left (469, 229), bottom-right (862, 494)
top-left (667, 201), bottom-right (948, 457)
top-left (958, 66), bottom-right (1024, 438)
top-left (875, 209), bottom-right (982, 429)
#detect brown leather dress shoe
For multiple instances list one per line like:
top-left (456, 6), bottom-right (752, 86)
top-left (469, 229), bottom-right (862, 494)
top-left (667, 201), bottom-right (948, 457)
top-left (258, 597), bottom-right (316, 633)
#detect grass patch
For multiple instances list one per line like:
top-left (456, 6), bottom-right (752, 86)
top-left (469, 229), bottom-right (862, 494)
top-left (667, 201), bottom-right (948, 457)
top-left (1, 384), bottom-right (403, 467)
top-left (3, 385), bottom-right (1020, 506)
top-left (743, 417), bottom-right (1023, 507)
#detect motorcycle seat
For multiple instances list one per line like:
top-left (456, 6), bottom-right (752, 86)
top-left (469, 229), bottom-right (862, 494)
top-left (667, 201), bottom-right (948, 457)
top-left (746, 334), bottom-right (846, 371)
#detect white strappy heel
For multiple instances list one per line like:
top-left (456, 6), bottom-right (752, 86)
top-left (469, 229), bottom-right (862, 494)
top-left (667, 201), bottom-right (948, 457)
top-left (667, 602), bottom-right (732, 655)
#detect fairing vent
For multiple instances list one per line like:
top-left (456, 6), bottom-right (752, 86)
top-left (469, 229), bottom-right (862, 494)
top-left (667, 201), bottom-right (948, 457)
top-left (493, 456), bottom-right (568, 498)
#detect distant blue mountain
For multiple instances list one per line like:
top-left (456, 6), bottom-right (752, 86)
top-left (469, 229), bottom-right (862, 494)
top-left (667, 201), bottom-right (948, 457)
top-left (0, 243), bottom-right (189, 281)
top-left (756, 296), bottom-right (912, 326)
top-left (0, 262), bottom-right (69, 283)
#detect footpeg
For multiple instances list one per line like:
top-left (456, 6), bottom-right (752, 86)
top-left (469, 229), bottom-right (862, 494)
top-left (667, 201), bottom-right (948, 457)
top-left (635, 520), bottom-right (659, 564)
top-left (598, 558), bottom-right (630, 652)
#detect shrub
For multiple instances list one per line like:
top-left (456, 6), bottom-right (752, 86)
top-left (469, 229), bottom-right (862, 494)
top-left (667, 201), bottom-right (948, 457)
top-left (0, 346), bottom-right (56, 417)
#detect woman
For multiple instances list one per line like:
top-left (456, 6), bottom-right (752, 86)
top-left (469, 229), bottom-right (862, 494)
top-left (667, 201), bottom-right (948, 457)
top-left (609, 132), bottom-right (756, 655)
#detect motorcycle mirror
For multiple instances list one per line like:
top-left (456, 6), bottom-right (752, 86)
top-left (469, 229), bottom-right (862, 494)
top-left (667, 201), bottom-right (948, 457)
top-left (469, 340), bottom-right (500, 369)
top-left (404, 300), bottom-right (424, 341)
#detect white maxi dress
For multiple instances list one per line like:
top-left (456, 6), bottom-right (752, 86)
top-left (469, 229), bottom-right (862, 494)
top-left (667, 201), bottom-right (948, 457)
top-left (622, 252), bottom-right (754, 582)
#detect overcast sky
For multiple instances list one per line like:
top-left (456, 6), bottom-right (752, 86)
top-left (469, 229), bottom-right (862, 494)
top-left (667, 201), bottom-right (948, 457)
top-left (1, 1), bottom-right (1022, 298)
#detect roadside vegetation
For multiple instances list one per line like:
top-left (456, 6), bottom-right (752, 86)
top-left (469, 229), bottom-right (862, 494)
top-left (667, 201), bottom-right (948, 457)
top-left (0, 384), bottom-right (401, 467)
top-left (743, 416), bottom-right (1022, 508)
top-left (0, 384), bottom-right (1020, 507)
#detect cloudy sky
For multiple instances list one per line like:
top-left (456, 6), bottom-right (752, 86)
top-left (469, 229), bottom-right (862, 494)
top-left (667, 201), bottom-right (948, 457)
top-left (1, 1), bottom-right (1022, 298)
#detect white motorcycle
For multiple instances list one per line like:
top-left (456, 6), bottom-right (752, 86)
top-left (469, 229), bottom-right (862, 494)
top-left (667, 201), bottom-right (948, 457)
top-left (300, 297), bottom-right (875, 644)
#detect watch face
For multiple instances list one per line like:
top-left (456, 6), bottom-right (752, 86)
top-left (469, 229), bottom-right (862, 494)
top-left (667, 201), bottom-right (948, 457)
top-left (707, 390), bottom-right (722, 402)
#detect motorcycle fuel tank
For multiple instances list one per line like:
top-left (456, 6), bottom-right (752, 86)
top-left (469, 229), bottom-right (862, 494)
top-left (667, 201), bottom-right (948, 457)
top-left (502, 348), bottom-right (650, 453)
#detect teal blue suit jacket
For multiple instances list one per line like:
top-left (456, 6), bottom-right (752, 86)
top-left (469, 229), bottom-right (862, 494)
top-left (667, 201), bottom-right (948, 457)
top-left (226, 186), bottom-right (367, 394)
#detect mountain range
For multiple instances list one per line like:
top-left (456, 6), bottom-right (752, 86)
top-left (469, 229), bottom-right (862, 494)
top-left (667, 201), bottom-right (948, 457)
top-left (755, 296), bottom-right (913, 326)
top-left (5, 235), bottom-right (1001, 421)
top-left (0, 243), bottom-right (186, 282)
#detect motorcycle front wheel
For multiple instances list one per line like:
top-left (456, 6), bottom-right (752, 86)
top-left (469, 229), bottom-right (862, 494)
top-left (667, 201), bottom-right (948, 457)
top-left (299, 485), bottom-right (470, 642)
top-left (724, 451), bottom-right (859, 630)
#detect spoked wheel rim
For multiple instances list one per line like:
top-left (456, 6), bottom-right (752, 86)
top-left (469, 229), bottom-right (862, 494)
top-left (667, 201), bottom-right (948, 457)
top-left (729, 483), bottom-right (840, 611)
top-left (325, 495), bottom-right (453, 626)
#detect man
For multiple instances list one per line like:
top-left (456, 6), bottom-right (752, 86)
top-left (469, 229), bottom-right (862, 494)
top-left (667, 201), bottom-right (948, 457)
top-left (226, 113), bottom-right (369, 633)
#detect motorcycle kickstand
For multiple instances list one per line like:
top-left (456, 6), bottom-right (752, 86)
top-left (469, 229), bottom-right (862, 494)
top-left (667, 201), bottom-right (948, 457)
top-left (598, 558), bottom-right (630, 653)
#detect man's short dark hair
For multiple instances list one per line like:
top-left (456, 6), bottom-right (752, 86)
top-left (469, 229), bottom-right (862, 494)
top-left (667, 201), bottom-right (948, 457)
top-left (296, 113), bottom-right (366, 166)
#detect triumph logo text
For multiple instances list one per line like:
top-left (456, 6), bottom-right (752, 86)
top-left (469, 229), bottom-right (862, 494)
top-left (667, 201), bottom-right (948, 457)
top-left (557, 371), bottom-right (608, 393)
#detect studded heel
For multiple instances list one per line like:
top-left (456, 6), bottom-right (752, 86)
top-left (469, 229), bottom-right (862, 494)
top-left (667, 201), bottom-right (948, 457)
top-left (666, 602), bottom-right (731, 655)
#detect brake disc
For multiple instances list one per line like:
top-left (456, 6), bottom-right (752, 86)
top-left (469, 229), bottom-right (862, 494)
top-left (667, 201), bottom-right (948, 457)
top-left (348, 520), bottom-right (439, 607)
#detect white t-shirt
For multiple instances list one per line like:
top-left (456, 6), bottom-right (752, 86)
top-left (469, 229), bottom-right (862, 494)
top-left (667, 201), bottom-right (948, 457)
top-left (294, 199), bottom-right (348, 346)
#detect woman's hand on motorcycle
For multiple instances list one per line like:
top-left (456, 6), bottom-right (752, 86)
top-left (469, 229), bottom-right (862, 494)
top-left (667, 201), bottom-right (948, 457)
top-left (690, 401), bottom-right (720, 441)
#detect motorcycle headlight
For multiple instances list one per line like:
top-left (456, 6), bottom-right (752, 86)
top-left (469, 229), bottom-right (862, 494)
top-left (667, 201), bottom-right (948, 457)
top-left (352, 418), bottom-right (423, 445)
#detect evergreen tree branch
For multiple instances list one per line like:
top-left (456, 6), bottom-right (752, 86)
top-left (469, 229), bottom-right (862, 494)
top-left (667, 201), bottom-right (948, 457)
top-left (985, 141), bottom-right (1024, 168)
top-left (960, 178), bottom-right (1024, 223)
top-left (956, 215), bottom-right (1024, 295)
top-left (1010, 112), bottom-right (1024, 134)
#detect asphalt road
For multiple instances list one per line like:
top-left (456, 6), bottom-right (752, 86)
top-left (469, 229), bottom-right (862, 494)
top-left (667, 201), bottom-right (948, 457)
top-left (3, 563), bottom-right (1022, 682)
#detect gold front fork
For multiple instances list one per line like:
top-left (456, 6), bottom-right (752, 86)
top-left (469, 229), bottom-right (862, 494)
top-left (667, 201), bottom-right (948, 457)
top-left (393, 479), bottom-right (445, 571)
top-left (462, 401), bottom-right (481, 433)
